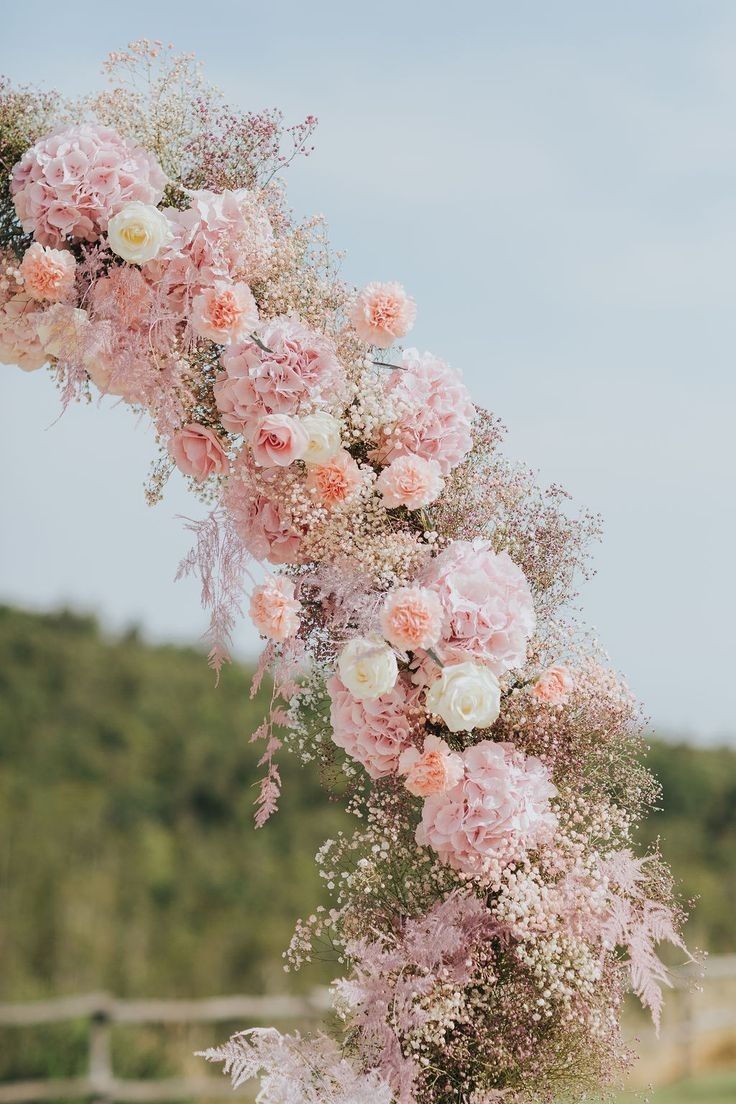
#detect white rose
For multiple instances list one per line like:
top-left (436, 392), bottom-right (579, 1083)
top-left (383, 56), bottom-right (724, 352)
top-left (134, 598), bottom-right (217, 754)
top-left (107, 202), bottom-right (172, 265)
top-left (425, 661), bottom-right (501, 733)
top-left (337, 636), bottom-right (398, 701)
top-left (300, 411), bottom-right (342, 465)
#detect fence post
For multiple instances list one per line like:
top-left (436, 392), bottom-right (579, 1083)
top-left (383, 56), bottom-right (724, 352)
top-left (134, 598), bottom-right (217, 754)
top-left (88, 1006), bottom-right (114, 1104)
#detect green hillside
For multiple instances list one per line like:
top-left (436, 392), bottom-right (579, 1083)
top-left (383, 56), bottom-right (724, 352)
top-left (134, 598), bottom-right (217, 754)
top-left (0, 602), bottom-right (733, 1010)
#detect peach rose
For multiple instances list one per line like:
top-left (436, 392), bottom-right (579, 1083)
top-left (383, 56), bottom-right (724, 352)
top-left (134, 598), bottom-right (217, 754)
top-left (169, 423), bottom-right (229, 481)
top-left (306, 449), bottom-right (362, 507)
top-left (20, 243), bottom-right (76, 302)
top-left (531, 665), bottom-right (573, 706)
top-left (376, 453), bottom-right (444, 510)
top-left (249, 413), bottom-right (309, 467)
top-left (249, 575), bottom-right (301, 641)
top-left (398, 734), bottom-right (464, 797)
top-left (191, 281), bottom-right (259, 344)
top-left (380, 586), bottom-right (443, 652)
top-left (349, 281), bottom-right (416, 348)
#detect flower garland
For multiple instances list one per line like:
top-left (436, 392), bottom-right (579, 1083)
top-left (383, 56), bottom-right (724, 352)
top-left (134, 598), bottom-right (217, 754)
top-left (1, 42), bottom-right (692, 1104)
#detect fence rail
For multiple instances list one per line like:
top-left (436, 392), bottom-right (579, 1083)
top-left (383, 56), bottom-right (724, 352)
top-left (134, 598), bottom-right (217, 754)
top-left (0, 990), bottom-right (331, 1103)
top-left (1, 959), bottom-right (735, 1102)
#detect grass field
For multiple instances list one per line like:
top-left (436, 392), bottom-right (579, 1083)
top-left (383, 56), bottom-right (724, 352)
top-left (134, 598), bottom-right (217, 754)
top-left (610, 1070), bottom-right (736, 1103)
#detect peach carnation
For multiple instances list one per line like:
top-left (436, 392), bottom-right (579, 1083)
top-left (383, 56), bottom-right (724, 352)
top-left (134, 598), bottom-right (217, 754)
top-left (349, 281), bottom-right (416, 348)
top-left (306, 449), bottom-right (362, 508)
top-left (423, 538), bottom-right (536, 676)
top-left (249, 576), bottom-right (301, 641)
top-left (416, 740), bottom-right (558, 874)
top-left (378, 349), bottom-right (475, 475)
top-left (532, 664), bottom-right (573, 706)
top-left (249, 413), bottom-right (309, 467)
top-left (327, 673), bottom-right (417, 779)
top-left (20, 243), bottom-right (76, 302)
top-left (191, 282), bottom-right (259, 345)
top-left (376, 453), bottom-right (444, 510)
top-left (398, 734), bottom-right (464, 797)
top-left (169, 423), bottom-right (229, 482)
top-left (0, 290), bottom-right (47, 371)
top-left (380, 586), bottom-right (443, 652)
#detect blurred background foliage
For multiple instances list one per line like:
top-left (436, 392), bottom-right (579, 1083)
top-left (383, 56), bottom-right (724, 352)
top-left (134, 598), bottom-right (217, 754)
top-left (0, 603), bottom-right (734, 1086)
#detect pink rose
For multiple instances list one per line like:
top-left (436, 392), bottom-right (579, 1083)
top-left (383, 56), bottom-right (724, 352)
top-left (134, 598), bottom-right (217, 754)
top-left (169, 423), bottom-right (229, 482)
top-left (191, 281), bottom-right (259, 345)
top-left (380, 586), bottom-right (443, 652)
top-left (305, 449), bottom-right (362, 507)
top-left (531, 665), bottom-right (573, 706)
top-left (20, 243), bottom-right (76, 302)
top-left (249, 575), bottom-right (301, 641)
top-left (376, 453), bottom-right (444, 510)
top-left (398, 734), bottom-right (464, 797)
top-left (350, 281), bottom-right (416, 348)
top-left (249, 413), bottom-right (309, 467)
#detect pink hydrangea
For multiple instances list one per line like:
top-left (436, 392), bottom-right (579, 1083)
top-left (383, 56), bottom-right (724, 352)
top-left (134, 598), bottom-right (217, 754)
top-left (0, 290), bottom-right (47, 371)
top-left (377, 349), bottom-right (475, 475)
top-left (169, 423), bottom-right (229, 482)
top-left (223, 465), bottom-right (302, 565)
top-left (214, 317), bottom-right (345, 434)
top-left (327, 674), bottom-right (417, 779)
top-left (422, 538), bottom-right (535, 675)
top-left (249, 575), bottom-right (301, 641)
top-left (11, 124), bottom-right (166, 247)
top-left (164, 188), bottom-right (274, 285)
top-left (20, 243), bottom-right (76, 302)
top-left (349, 281), bottom-right (416, 348)
top-left (416, 740), bottom-right (558, 874)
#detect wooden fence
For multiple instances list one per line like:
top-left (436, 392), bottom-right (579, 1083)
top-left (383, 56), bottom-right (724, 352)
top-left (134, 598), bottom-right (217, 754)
top-left (0, 990), bottom-right (331, 1103)
top-left (1, 958), bottom-right (735, 1101)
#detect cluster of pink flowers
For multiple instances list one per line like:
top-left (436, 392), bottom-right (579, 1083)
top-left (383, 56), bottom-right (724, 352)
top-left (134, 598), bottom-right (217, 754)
top-left (11, 123), bottom-right (166, 246)
top-left (5, 49), bottom-right (688, 1104)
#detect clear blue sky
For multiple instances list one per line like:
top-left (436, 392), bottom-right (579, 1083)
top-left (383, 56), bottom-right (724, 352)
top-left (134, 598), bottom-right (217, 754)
top-left (2, 1), bottom-right (735, 741)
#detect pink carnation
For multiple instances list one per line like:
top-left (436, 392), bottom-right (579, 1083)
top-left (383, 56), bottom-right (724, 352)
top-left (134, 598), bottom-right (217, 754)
top-left (532, 664), bottom-right (574, 706)
top-left (249, 413), bottom-right (309, 467)
top-left (0, 291), bottom-right (47, 371)
top-left (349, 281), bottom-right (416, 348)
top-left (416, 740), bottom-right (558, 874)
top-left (164, 188), bottom-right (273, 285)
top-left (378, 349), bottom-right (475, 475)
top-left (249, 575), bottom-right (301, 641)
top-left (223, 465), bottom-right (302, 565)
top-left (11, 124), bottom-right (166, 247)
top-left (191, 281), bottom-right (259, 345)
top-left (215, 317), bottom-right (345, 433)
top-left (375, 453), bottom-right (444, 510)
top-left (398, 734), bottom-right (464, 797)
top-left (327, 674), bottom-right (417, 779)
top-left (306, 449), bottom-right (362, 508)
top-left (422, 538), bottom-right (535, 676)
top-left (20, 243), bottom-right (76, 302)
top-left (169, 423), bottom-right (229, 482)
top-left (380, 586), bottom-right (443, 652)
